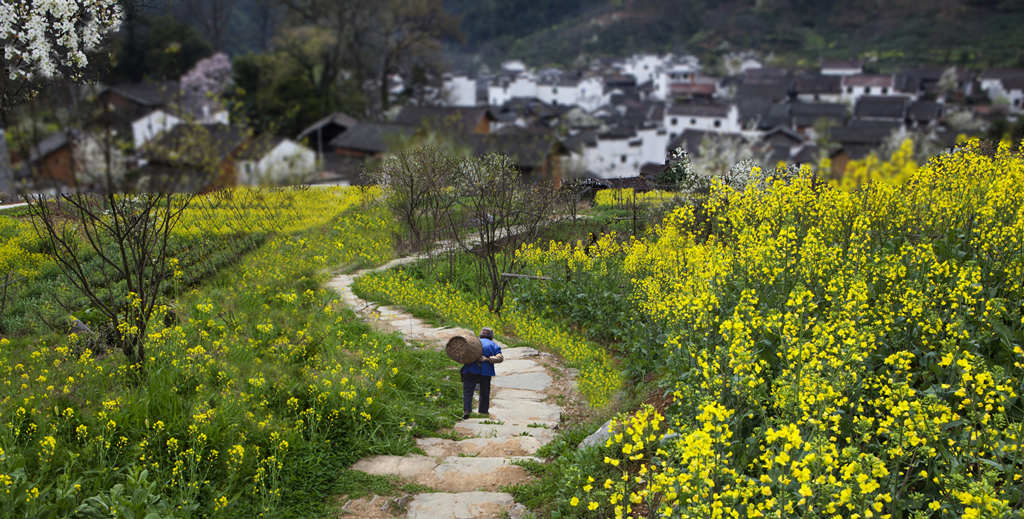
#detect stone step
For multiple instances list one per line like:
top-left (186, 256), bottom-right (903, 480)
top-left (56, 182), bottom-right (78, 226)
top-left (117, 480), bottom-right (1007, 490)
top-left (491, 371), bottom-right (552, 392)
top-left (406, 492), bottom-right (528, 519)
top-left (488, 399), bottom-right (561, 426)
top-left (351, 455), bottom-right (539, 492)
top-left (416, 436), bottom-right (542, 457)
top-left (502, 347), bottom-right (540, 360)
top-left (497, 359), bottom-right (546, 375)
top-left (491, 388), bottom-right (547, 402)
top-left (453, 420), bottom-right (556, 444)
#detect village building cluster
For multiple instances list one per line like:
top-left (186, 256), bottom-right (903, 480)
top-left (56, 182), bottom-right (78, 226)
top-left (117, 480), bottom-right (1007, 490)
top-left (14, 50), bottom-right (1024, 191)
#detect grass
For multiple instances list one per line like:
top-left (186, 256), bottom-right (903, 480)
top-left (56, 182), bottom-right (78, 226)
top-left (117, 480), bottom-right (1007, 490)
top-left (0, 189), bottom-right (466, 518)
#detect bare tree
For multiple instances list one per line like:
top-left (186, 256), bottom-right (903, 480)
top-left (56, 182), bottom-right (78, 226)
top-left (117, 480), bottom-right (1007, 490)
top-left (447, 154), bottom-right (558, 313)
top-left (27, 191), bottom-right (192, 369)
top-left (279, 0), bottom-right (458, 114)
top-left (368, 144), bottom-right (458, 251)
top-left (181, 0), bottom-right (237, 51)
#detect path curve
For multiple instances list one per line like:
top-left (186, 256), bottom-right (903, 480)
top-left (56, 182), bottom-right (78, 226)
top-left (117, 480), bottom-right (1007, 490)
top-left (327, 255), bottom-right (569, 519)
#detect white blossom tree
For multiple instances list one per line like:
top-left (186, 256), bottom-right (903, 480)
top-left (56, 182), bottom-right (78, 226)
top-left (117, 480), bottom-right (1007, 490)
top-left (0, 0), bottom-right (123, 193)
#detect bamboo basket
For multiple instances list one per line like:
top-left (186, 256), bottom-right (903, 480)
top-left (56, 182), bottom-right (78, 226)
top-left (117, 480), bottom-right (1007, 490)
top-left (446, 335), bottom-right (483, 364)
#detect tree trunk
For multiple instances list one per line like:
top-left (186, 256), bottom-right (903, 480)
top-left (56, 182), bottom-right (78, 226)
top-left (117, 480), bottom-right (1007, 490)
top-left (0, 128), bottom-right (13, 195)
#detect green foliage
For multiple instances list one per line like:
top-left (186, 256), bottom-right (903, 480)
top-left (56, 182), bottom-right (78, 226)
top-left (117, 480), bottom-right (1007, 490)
top-left (112, 14), bottom-right (213, 82)
top-left (0, 190), bottom-right (460, 518)
top-left (227, 52), bottom-right (365, 139)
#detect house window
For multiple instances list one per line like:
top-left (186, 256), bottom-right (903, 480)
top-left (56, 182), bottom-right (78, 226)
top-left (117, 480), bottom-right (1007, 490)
top-left (620, 155), bottom-right (627, 163)
top-left (671, 117), bottom-right (678, 126)
top-left (881, 87), bottom-right (888, 94)
top-left (714, 119), bottom-right (721, 128)
top-left (552, 87), bottom-right (558, 94)
top-left (847, 87), bottom-right (853, 93)
top-left (814, 94), bottom-right (820, 101)
top-left (690, 118), bottom-right (696, 125)
top-left (866, 87), bottom-right (872, 94)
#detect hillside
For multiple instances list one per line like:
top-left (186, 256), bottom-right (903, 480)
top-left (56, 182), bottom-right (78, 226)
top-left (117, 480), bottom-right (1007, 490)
top-left (444, 0), bottom-right (1024, 70)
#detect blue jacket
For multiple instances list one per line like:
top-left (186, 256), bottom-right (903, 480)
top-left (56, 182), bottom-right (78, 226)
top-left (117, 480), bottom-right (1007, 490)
top-left (461, 338), bottom-right (501, 377)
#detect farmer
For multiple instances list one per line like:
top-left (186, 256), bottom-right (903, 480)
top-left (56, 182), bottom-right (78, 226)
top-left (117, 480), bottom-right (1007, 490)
top-left (461, 327), bottom-right (503, 419)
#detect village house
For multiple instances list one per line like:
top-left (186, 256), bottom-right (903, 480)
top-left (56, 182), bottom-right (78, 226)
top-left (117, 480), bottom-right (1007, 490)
top-left (854, 96), bottom-right (911, 123)
top-left (663, 103), bottom-right (741, 138)
top-left (442, 73), bottom-right (478, 107)
top-left (393, 106), bottom-right (495, 135)
top-left (296, 112), bottom-right (359, 160)
top-left (840, 75), bottom-right (897, 103)
top-left (234, 135), bottom-right (316, 185)
top-left (979, 69), bottom-right (1024, 113)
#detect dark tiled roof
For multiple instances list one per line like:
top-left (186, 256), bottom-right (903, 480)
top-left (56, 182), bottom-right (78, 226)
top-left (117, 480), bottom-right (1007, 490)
top-left (296, 112), bottom-right (358, 140)
top-left (328, 122), bottom-right (417, 154)
top-left (791, 102), bottom-right (848, 126)
top-left (763, 126), bottom-right (804, 144)
top-left (843, 75), bottom-right (894, 88)
top-left (831, 121), bottom-right (900, 145)
top-left (793, 74), bottom-right (841, 94)
top-left (792, 144), bottom-right (820, 164)
top-left (104, 81), bottom-right (180, 107)
top-left (465, 128), bottom-right (563, 170)
top-left (736, 81), bottom-right (791, 102)
top-left (854, 96), bottom-right (909, 119)
top-left (667, 103), bottom-right (731, 117)
top-left (28, 130), bottom-right (76, 163)
top-left (907, 101), bottom-right (944, 122)
top-left (821, 60), bottom-right (862, 70)
top-left (980, 68), bottom-right (1024, 81)
top-left (1003, 76), bottom-right (1024, 90)
top-left (394, 106), bottom-right (492, 135)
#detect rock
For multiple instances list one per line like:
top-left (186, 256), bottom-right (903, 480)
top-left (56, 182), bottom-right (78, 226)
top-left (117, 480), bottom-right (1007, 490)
top-left (578, 419), bottom-right (614, 450)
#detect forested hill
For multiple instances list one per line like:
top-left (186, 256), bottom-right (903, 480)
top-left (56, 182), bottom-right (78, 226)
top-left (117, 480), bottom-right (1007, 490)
top-left (444, 0), bottom-right (1024, 70)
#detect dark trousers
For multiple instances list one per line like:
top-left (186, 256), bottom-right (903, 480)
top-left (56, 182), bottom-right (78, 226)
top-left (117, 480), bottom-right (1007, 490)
top-left (461, 372), bottom-right (492, 415)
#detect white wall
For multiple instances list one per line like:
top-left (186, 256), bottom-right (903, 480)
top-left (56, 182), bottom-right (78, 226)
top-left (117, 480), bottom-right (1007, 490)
top-left (796, 93), bottom-right (842, 104)
top-left (241, 139), bottom-right (316, 185)
top-left (576, 78), bottom-right (606, 112)
top-left (840, 78), bottom-right (897, 104)
top-left (580, 136), bottom-right (644, 179)
top-left (623, 54), bottom-right (665, 85)
top-left (488, 76), bottom-right (538, 106)
top-left (537, 83), bottom-right (579, 107)
top-left (132, 109), bottom-right (181, 149)
top-left (821, 66), bottom-right (861, 76)
top-left (637, 127), bottom-right (670, 165)
top-left (443, 75), bottom-right (477, 107)
top-left (663, 106), bottom-right (741, 136)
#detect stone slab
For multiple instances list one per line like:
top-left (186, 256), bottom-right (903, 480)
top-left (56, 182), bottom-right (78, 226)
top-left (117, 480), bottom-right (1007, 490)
top-left (406, 492), bottom-right (527, 519)
top-left (491, 388), bottom-right (547, 401)
top-left (351, 455), bottom-right (436, 480)
top-left (497, 359), bottom-right (546, 375)
top-left (416, 436), bottom-right (542, 457)
top-left (488, 400), bottom-right (561, 425)
top-left (430, 456), bottom-right (539, 491)
top-left (491, 372), bottom-right (551, 391)
top-left (453, 420), bottom-right (556, 445)
top-left (502, 347), bottom-right (540, 360)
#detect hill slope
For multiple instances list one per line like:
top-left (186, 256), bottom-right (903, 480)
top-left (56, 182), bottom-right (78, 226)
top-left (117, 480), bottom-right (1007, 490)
top-left (445, 0), bottom-right (1024, 69)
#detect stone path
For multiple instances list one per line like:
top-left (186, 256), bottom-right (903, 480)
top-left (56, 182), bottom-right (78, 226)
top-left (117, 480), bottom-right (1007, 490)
top-left (327, 257), bottom-right (569, 519)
